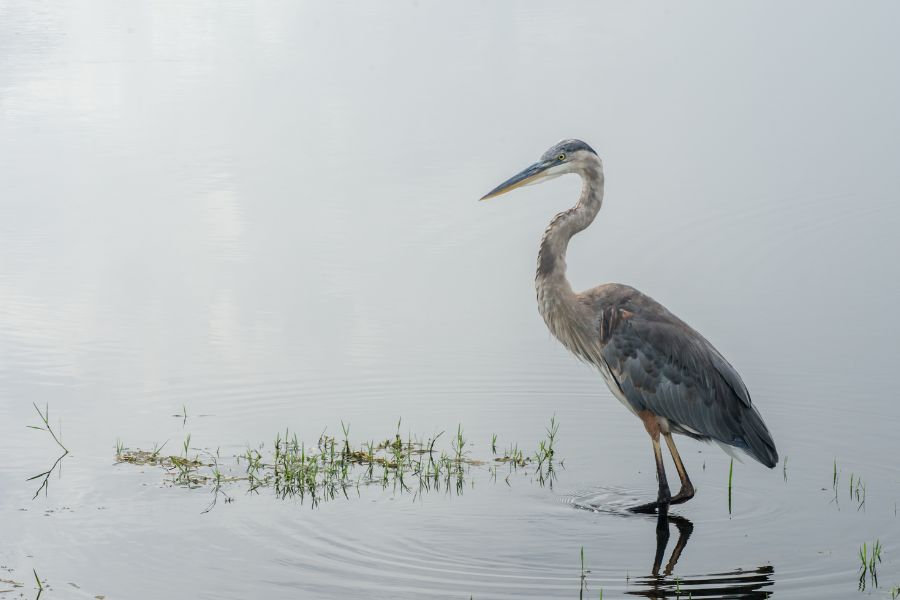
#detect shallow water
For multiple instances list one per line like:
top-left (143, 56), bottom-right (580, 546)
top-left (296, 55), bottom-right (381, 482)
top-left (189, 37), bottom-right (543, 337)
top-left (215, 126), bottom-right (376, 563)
top-left (2, 1), bottom-right (900, 598)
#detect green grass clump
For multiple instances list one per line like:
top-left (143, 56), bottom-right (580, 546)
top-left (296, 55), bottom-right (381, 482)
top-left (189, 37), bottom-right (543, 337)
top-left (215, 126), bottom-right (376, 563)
top-left (116, 418), bottom-right (562, 509)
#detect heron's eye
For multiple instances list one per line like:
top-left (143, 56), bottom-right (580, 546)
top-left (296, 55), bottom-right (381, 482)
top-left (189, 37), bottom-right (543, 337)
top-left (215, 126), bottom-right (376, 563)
top-left (557, 153), bottom-right (566, 161)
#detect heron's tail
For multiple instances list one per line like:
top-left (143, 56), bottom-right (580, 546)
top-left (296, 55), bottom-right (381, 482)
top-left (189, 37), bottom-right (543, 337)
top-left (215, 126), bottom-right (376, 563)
top-left (735, 405), bottom-right (778, 468)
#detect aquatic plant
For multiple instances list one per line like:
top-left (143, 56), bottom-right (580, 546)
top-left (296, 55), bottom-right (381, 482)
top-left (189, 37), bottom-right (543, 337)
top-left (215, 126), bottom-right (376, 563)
top-left (116, 418), bottom-right (562, 510)
top-left (534, 416), bottom-right (560, 487)
top-left (858, 539), bottom-right (883, 590)
top-left (830, 459), bottom-right (840, 507)
top-left (848, 473), bottom-right (866, 511)
top-left (727, 459), bottom-right (734, 514)
top-left (27, 403), bottom-right (69, 499)
top-left (579, 546), bottom-right (588, 600)
top-left (27, 403), bottom-right (67, 453)
top-left (32, 568), bottom-right (45, 598)
top-left (453, 424), bottom-right (468, 462)
top-left (173, 403), bottom-right (188, 426)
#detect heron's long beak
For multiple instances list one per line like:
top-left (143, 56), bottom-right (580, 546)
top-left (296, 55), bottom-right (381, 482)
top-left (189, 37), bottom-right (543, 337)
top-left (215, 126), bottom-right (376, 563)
top-left (480, 160), bottom-right (555, 201)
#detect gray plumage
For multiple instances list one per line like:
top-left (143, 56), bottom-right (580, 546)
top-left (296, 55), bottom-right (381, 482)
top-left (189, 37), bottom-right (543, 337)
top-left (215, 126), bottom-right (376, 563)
top-left (588, 284), bottom-right (778, 468)
top-left (481, 139), bottom-right (777, 510)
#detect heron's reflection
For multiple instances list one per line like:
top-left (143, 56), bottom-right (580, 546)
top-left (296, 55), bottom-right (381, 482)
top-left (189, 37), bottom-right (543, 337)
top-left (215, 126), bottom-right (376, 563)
top-left (650, 506), bottom-right (693, 577)
top-left (627, 507), bottom-right (774, 599)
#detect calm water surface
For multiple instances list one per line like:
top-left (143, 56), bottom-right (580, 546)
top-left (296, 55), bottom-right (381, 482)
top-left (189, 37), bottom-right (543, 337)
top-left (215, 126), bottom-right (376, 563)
top-left (2, 1), bottom-right (900, 598)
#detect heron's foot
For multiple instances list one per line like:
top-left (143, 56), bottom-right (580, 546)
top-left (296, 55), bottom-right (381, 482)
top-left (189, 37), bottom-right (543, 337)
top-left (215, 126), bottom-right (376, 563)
top-left (628, 491), bottom-right (672, 514)
top-left (669, 485), bottom-right (695, 506)
top-left (628, 500), bottom-right (665, 514)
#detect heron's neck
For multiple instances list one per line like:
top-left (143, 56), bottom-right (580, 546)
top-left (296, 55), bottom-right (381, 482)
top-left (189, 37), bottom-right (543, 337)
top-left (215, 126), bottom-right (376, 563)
top-left (536, 164), bottom-right (604, 291)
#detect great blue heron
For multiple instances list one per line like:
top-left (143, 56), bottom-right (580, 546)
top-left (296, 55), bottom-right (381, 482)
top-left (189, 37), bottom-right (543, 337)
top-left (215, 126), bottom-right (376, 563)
top-left (481, 139), bottom-right (777, 512)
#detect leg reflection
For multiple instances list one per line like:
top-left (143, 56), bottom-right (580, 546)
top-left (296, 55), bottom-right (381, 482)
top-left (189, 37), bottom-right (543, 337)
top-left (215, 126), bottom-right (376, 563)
top-left (651, 505), bottom-right (694, 576)
top-left (629, 508), bottom-right (774, 598)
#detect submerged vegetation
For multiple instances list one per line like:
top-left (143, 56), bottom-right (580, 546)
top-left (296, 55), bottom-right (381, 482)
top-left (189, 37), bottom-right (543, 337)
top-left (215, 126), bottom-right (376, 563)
top-left (116, 418), bottom-right (562, 510)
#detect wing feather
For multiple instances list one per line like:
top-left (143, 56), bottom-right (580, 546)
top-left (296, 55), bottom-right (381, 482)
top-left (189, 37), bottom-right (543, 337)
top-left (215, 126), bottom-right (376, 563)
top-left (586, 285), bottom-right (778, 468)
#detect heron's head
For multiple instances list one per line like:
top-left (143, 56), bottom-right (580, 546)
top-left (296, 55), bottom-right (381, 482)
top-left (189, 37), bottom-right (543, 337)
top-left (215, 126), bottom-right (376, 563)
top-left (480, 139), bottom-right (600, 201)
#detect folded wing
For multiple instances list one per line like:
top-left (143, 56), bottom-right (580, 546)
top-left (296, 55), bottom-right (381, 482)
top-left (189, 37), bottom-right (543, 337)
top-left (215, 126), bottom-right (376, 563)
top-left (588, 285), bottom-right (778, 468)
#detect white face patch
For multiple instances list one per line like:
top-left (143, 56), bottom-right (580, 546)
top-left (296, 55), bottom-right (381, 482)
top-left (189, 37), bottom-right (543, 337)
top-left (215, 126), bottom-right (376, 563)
top-left (532, 162), bottom-right (570, 184)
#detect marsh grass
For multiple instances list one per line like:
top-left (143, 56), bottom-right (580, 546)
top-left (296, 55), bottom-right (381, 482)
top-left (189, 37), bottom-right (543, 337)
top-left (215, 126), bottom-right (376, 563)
top-left (116, 417), bottom-right (561, 509)
top-left (27, 403), bottom-right (67, 453)
top-left (172, 403), bottom-right (188, 426)
top-left (727, 459), bottom-right (734, 514)
top-left (32, 568), bottom-right (46, 599)
top-left (859, 540), bottom-right (881, 589)
top-left (27, 403), bottom-right (69, 499)
top-left (579, 545), bottom-right (588, 599)
top-left (848, 473), bottom-right (867, 511)
top-left (858, 539), bottom-right (883, 590)
top-left (830, 459), bottom-right (841, 508)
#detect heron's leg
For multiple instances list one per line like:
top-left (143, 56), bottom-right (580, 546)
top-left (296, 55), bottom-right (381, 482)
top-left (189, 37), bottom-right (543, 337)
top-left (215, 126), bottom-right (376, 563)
top-left (629, 412), bottom-right (671, 513)
top-left (663, 433), bottom-right (695, 505)
top-left (651, 435), bottom-right (671, 502)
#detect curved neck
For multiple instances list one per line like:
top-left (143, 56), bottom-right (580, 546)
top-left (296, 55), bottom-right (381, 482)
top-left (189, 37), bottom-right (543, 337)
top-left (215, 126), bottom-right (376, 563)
top-left (536, 162), bottom-right (604, 289)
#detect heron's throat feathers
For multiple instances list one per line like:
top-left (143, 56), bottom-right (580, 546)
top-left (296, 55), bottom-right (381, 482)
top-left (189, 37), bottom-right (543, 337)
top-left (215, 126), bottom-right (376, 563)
top-left (535, 165), bottom-right (604, 283)
top-left (535, 164), bottom-right (604, 361)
